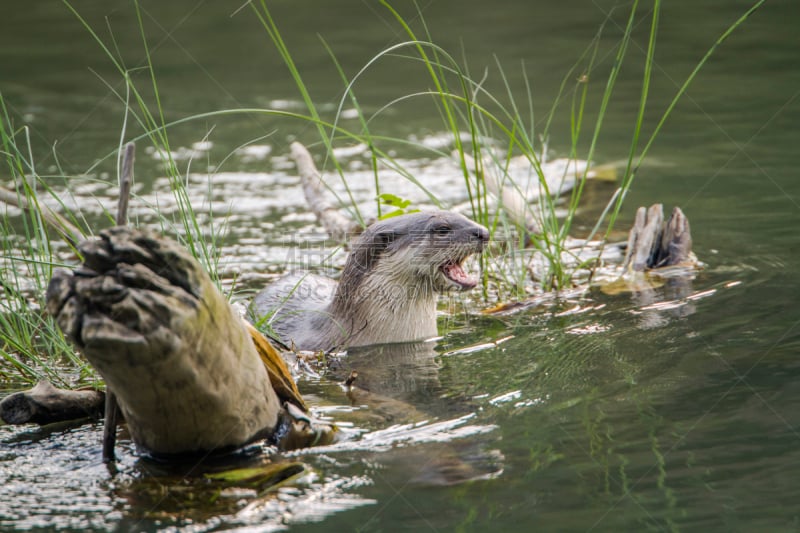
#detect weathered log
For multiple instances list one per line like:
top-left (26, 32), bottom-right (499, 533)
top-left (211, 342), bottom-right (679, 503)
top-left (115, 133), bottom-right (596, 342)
top-left (0, 186), bottom-right (84, 245)
top-left (657, 206), bottom-right (693, 267)
top-left (623, 204), bottom-right (693, 272)
top-left (45, 226), bottom-right (283, 456)
top-left (290, 142), bottom-right (370, 244)
top-left (0, 380), bottom-right (104, 425)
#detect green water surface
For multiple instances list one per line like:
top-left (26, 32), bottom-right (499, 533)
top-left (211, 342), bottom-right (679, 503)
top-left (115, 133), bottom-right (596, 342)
top-left (1, 1), bottom-right (799, 531)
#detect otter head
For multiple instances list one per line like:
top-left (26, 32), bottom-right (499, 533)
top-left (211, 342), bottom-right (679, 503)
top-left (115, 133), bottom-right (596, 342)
top-left (341, 211), bottom-right (489, 300)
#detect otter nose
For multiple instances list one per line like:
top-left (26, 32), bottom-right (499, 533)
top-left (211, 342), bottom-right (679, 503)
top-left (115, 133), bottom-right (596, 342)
top-left (472, 226), bottom-right (490, 245)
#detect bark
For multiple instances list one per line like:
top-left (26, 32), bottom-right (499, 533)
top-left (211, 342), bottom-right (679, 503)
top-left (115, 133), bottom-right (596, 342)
top-left (45, 226), bottom-right (282, 456)
top-left (623, 204), bottom-right (693, 272)
top-left (658, 206), bottom-right (693, 268)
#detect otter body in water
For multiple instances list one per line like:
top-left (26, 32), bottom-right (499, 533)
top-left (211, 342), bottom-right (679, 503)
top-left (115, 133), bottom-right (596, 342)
top-left (250, 211), bottom-right (489, 351)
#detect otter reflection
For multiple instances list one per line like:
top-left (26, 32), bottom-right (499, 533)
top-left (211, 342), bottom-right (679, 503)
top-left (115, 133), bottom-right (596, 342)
top-left (334, 340), bottom-right (443, 405)
top-left (319, 339), bottom-right (503, 486)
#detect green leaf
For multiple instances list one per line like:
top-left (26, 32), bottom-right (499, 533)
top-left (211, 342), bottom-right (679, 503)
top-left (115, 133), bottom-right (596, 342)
top-left (205, 461), bottom-right (306, 488)
top-left (379, 209), bottom-right (404, 219)
top-left (378, 207), bottom-right (420, 220)
top-left (377, 193), bottom-right (411, 208)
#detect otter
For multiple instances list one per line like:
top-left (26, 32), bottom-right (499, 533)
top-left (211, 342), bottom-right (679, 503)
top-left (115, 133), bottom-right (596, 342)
top-left (250, 211), bottom-right (489, 351)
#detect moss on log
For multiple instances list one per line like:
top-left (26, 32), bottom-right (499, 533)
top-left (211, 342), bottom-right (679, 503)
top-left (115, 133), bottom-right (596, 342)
top-left (45, 227), bottom-right (282, 456)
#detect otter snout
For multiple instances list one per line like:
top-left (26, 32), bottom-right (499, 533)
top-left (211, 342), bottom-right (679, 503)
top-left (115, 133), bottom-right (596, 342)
top-left (453, 222), bottom-right (489, 254)
top-left (469, 225), bottom-right (490, 248)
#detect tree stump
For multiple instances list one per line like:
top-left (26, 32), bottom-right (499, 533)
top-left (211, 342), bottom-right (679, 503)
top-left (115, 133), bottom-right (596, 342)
top-left (623, 204), bottom-right (693, 272)
top-left (45, 227), bottom-right (282, 456)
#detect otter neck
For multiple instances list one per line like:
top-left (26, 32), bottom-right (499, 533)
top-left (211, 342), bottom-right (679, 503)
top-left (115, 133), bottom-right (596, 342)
top-left (326, 271), bottom-right (438, 348)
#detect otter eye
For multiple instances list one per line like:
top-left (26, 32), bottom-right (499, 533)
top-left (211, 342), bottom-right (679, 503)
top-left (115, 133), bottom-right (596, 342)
top-left (433, 224), bottom-right (452, 236)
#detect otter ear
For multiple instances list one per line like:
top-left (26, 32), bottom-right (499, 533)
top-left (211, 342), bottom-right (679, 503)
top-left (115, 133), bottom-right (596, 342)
top-left (373, 230), bottom-right (396, 250)
top-left (349, 230), bottom-right (395, 274)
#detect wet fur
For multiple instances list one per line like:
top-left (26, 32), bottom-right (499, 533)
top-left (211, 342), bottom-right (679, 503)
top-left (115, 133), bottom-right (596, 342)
top-left (250, 211), bottom-right (488, 351)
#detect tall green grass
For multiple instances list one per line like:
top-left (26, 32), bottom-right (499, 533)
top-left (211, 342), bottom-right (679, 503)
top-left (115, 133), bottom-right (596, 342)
top-left (0, 96), bottom-right (94, 386)
top-left (0, 0), bottom-right (765, 384)
top-left (248, 0), bottom-right (763, 294)
top-left (64, 1), bottom-right (225, 282)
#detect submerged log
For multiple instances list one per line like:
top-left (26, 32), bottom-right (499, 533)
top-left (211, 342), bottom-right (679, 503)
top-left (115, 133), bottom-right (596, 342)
top-left (45, 227), bottom-right (283, 456)
top-left (0, 380), bottom-right (104, 425)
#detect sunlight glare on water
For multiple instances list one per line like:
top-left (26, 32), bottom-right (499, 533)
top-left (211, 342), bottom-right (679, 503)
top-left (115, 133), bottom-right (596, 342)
top-left (1, 0), bottom-right (799, 530)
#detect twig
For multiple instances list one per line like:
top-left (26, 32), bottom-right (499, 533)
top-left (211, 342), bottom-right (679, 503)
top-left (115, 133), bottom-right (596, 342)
top-left (102, 141), bottom-right (134, 464)
top-left (344, 370), bottom-right (358, 388)
top-left (116, 142), bottom-right (134, 227)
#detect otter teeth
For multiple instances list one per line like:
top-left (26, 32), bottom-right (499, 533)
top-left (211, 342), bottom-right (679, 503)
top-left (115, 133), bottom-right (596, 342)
top-left (441, 260), bottom-right (477, 289)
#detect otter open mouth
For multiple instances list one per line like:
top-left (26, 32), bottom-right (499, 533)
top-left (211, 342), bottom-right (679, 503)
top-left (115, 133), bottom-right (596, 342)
top-left (441, 259), bottom-right (478, 289)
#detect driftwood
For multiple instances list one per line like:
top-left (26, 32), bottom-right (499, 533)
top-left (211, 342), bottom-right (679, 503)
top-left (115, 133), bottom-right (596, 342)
top-left (0, 380), bottom-right (104, 425)
top-left (0, 186), bottom-right (84, 245)
top-left (44, 226), bottom-right (284, 456)
top-left (0, 139), bottom-right (694, 463)
top-left (289, 141), bottom-right (370, 243)
top-left (4, 226), bottom-right (321, 455)
top-left (623, 204), bottom-right (693, 272)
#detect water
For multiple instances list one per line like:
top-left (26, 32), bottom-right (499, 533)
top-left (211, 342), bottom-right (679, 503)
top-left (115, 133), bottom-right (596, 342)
top-left (2, 0), bottom-right (799, 530)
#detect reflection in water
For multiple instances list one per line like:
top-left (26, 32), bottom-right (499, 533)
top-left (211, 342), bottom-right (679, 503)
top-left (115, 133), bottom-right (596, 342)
top-left (0, 421), bottom-right (130, 530)
top-left (629, 269), bottom-right (698, 329)
top-left (335, 340), bottom-right (443, 403)
top-left (1, 0), bottom-right (798, 528)
top-left (0, 339), bottom-right (501, 530)
top-left (113, 454), bottom-right (376, 530)
top-left (303, 341), bottom-right (504, 487)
